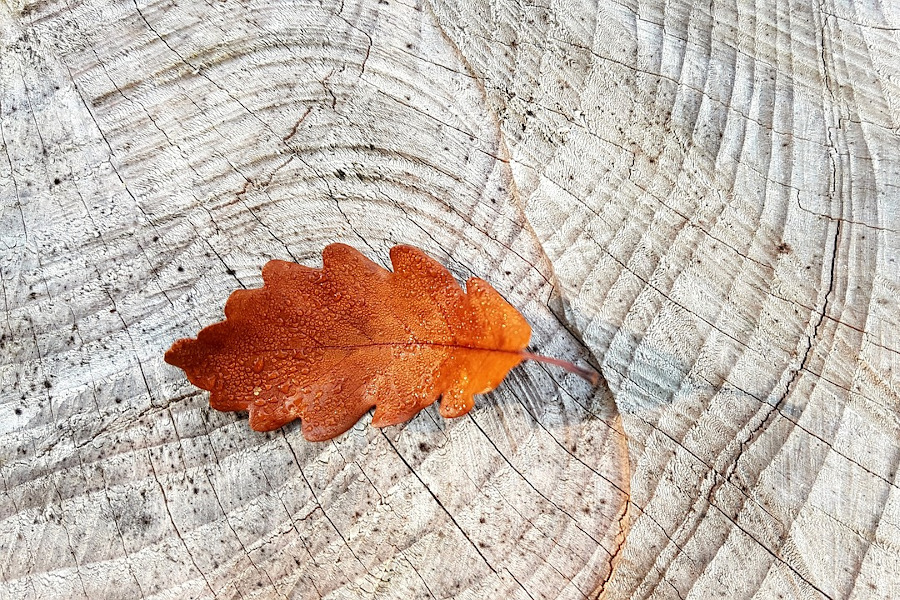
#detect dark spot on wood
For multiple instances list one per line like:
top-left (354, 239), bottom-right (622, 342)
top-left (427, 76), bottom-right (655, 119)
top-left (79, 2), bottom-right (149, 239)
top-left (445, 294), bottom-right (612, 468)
top-left (177, 266), bottom-right (184, 272)
top-left (418, 441), bottom-right (430, 452)
top-left (14, 408), bottom-right (21, 415)
top-left (335, 169), bottom-right (346, 180)
top-left (53, 177), bottom-right (61, 185)
top-left (43, 380), bottom-right (52, 389)
top-left (226, 268), bottom-right (236, 276)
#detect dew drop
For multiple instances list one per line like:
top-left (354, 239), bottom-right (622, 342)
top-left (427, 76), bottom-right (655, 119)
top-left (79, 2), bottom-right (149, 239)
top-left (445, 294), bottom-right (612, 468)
top-left (252, 357), bottom-right (265, 373)
top-left (253, 386), bottom-right (263, 396)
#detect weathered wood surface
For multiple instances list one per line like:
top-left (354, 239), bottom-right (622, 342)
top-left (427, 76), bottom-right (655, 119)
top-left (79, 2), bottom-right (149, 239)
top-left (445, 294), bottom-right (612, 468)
top-left (1, 0), bottom-right (897, 598)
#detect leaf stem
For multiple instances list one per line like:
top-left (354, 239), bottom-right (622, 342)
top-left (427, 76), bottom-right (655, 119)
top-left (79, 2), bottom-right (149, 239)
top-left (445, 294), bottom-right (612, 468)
top-left (520, 351), bottom-right (600, 385)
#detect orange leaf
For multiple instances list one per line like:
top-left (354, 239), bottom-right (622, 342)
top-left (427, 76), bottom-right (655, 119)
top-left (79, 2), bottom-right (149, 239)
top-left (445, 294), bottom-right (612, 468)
top-left (166, 244), bottom-right (538, 441)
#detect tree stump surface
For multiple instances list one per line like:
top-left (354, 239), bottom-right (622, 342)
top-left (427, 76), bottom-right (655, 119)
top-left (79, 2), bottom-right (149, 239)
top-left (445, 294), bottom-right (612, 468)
top-left (1, 0), bottom-right (897, 598)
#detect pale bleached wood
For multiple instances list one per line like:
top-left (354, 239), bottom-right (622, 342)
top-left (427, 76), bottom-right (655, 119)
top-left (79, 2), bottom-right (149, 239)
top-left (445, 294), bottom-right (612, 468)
top-left (0, 0), bottom-right (629, 599)
top-left (1, 0), bottom-right (897, 599)
top-left (426, 0), bottom-right (900, 598)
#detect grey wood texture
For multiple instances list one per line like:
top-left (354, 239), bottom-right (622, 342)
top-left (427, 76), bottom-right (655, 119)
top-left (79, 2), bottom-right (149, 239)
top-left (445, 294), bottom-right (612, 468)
top-left (1, 0), bottom-right (897, 598)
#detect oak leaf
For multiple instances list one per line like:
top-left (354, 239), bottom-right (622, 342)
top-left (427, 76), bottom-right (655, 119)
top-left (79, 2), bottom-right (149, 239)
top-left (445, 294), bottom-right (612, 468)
top-left (165, 244), bottom-right (593, 441)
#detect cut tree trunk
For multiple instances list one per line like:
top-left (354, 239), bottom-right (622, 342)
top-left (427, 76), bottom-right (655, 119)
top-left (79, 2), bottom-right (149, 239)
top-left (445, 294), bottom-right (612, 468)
top-left (1, 0), bottom-right (897, 599)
